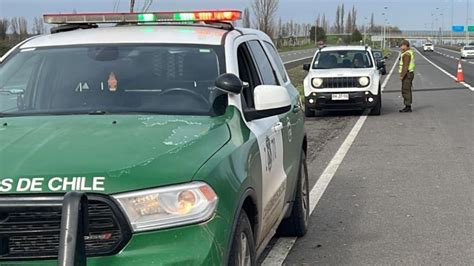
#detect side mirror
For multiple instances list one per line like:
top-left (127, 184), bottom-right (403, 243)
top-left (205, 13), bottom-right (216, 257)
top-left (384, 56), bottom-right (389, 60)
top-left (244, 85), bottom-right (291, 121)
top-left (376, 61), bottom-right (385, 69)
top-left (303, 64), bottom-right (311, 71)
top-left (215, 73), bottom-right (243, 94)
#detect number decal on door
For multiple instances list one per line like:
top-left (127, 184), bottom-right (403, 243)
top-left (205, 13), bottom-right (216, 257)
top-left (265, 136), bottom-right (277, 173)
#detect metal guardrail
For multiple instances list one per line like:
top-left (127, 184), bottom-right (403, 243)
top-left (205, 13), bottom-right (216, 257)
top-left (58, 192), bottom-right (89, 266)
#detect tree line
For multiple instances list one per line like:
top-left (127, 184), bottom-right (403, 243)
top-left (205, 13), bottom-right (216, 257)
top-left (0, 16), bottom-right (45, 41)
top-left (245, 0), bottom-right (401, 43)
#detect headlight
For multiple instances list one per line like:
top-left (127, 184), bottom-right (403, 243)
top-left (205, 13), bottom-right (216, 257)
top-left (358, 77), bottom-right (370, 87)
top-left (312, 78), bottom-right (324, 88)
top-left (114, 182), bottom-right (218, 232)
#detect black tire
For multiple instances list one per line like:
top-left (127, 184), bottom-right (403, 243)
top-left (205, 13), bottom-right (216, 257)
top-left (277, 151), bottom-right (309, 237)
top-left (305, 105), bottom-right (315, 117)
top-left (228, 210), bottom-right (256, 266)
top-left (370, 89), bottom-right (382, 116)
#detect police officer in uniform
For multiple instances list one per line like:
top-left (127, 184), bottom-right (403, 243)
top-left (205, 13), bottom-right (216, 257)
top-left (399, 40), bottom-right (415, 113)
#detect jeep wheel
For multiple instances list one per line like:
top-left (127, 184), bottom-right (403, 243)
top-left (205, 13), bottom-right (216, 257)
top-left (305, 106), bottom-right (315, 117)
top-left (370, 89), bottom-right (382, 116)
top-left (277, 151), bottom-right (309, 237)
top-left (229, 210), bottom-right (256, 266)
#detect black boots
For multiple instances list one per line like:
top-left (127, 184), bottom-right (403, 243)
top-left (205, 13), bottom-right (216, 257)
top-left (399, 106), bottom-right (412, 113)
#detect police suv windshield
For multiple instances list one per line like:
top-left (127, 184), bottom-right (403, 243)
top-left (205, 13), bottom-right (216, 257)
top-left (312, 50), bottom-right (374, 69)
top-left (0, 44), bottom-right (226, 117)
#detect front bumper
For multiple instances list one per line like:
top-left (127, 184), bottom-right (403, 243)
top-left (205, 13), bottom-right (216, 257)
top-left (2, 215), bottom-right (230, 265)
top-left (305, 91), bottom-right (378, 111)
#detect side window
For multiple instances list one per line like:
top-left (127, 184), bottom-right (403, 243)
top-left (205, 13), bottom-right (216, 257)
top-left (264, 41), bottom-right (288, 83)
top-left (247, 40), bottom-right (279, 86)
top-left (237, 43), bottom-right (261, 109)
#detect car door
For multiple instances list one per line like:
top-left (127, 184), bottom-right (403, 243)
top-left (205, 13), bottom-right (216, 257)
top-left (262, 41), bottom-right (304, 196)
top-left (235, 39), bottom-right (287, 242)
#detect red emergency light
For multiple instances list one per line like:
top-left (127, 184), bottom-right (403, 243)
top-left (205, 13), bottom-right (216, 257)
top-left (43, 10), bottom-right (242, 25)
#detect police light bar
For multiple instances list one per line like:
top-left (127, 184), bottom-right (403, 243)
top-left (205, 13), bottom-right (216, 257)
top-left (43, 10), bottom-right (242, 24)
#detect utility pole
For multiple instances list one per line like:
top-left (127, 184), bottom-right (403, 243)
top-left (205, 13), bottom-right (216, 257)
top-left (451, 0), bottom-right (454, 44)
top-left (382, 6), bottom-right (388, 49)
top-left (363, 16), bottom-right (368, 45)
top-left (467, 0), bottom-right (470, 42)
top-left (315, 17), bottom-right (318, 45)
top-left (130, 0), bottom-right (135, 13)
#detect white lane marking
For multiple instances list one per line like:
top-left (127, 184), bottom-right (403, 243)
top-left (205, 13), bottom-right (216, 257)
top-left (415, 49), bottom-right (474, 92)
top-left (283, 56), bottom-right (314, 65)
top-left (381, 52), bottom-right (401, 91)
top-left (436, 46), bottom-right (461, 55)
top-left (262, 112), bottom-right (369, 265)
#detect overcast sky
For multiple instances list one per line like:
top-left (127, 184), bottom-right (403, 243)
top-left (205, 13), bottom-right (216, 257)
top-left (0, 0), bottom-right (472, 30)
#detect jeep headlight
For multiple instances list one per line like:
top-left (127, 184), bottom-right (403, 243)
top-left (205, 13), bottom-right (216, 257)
top-left (312, 78), bottom-right (324, 88)
top-left (114, 182), bottom-right (218, 232)
top-left (358, 77), bottom-right (370, 87)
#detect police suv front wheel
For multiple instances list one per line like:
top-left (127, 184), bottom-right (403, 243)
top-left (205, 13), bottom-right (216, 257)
top-left (277, 151), bottom-right (310, 237)
top-left (229, 210), bottom-right (256, 266)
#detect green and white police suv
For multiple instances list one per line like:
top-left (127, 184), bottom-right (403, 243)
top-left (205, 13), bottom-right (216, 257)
top-left (0, 10), bottom-right (309, 265)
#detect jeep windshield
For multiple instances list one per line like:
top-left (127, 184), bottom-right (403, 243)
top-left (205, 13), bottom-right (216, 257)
top-left (312, 50), bottom-right (374, 69)
top-left (0, 44), bottom-right (227, 117)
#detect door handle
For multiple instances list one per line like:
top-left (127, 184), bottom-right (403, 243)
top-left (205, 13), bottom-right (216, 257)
top-left (272, 122), bottom-right (283, 132)
top-left (293, 104), bottom-right (302, 113)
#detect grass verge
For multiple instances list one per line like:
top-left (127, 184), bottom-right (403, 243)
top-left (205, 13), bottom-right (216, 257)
top-left (278, 43), bottom-right (316, 53)
top-left (286, 64), bottom-right (307, 99)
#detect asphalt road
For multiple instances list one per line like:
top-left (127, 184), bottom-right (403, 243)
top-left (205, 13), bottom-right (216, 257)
top-left (263, 49), bottom-right (474, 264)
top-left (415, 46), bottom-right (474, 88)
top-left (280, 48), bottom-right (317, 68)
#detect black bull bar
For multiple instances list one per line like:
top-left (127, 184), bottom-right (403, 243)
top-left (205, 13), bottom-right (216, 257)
top-left (58, 192), bottom-right (89, 266)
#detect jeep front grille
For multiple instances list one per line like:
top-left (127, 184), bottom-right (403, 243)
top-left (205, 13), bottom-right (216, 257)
top-left (322, 77), bottom-right (362, 88)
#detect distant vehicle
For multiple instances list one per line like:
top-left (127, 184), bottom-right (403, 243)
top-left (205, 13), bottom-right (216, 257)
top-left (461, 46), bottom-right (474, 59)
top-left (423, 43), bottom-right (434, 52)
top-left (303, 46), bottom-right (382, 116)
top-left (372, 49), bottom-right (388, 75)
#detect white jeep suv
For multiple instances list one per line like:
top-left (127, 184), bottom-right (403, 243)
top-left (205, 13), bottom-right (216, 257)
top-left (303, 46), bottom-right (382, 116)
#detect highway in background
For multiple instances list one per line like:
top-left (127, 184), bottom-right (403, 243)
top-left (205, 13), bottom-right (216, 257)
top-left (415, 46), bottom-right (474, 90)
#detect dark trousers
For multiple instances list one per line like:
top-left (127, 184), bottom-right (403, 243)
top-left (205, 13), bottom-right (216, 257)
top-left (401, 72), bottom-right (414, 106)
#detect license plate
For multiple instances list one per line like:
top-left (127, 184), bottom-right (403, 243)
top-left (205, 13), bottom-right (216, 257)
top-left (331, 93), bottom-right (349, 100)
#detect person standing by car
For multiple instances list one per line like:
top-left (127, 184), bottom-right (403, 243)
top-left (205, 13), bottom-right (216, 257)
top-left (399, 40), bottom-right (415, 113)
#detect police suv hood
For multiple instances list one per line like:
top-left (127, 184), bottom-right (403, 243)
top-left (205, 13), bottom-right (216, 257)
top-left (0, 115), bottom-right (230, 194)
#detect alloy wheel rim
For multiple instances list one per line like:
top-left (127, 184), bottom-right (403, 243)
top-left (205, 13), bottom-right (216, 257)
top-left (237, 232), bottom-right (251, 266)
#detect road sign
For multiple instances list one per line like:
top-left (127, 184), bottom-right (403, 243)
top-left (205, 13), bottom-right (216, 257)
top-left (468, 26), bottom-right (474, 32)
top-left (371, 36), bottom-right (383, 42)
top-left (452, 25), bottom-right (465, 32)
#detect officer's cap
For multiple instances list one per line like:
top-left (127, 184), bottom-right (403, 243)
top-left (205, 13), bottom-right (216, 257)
top-left (399, 40), bottom-right (410, 47)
